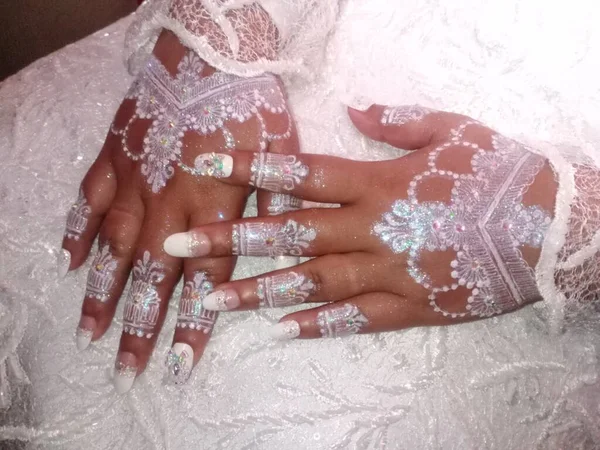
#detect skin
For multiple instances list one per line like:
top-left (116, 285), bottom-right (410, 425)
top-left (61, 30), bottom-right (300, 380)
top-left (165, 105), bottom-right (559, 338)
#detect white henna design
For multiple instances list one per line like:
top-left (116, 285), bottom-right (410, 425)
top-left (373, 122), bottom-right (551, 318)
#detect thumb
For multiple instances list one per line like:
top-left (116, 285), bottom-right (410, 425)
top-left (348, 104), bottom-right (436, 151)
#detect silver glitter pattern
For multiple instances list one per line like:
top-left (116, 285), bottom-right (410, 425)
top-left (316, 304), bottom-right (369, 338)
top-left (194, 152), bottom-right (229, 178)
top-left (165, 348), bottom-right (193, 385)
top-left (85, 243), bottom-right (118, 302)
top-left (111, 51), bottom-right (291, 193)
top-left (177, 271), bottom-right (217, 333)
top-left (123, 251), bottom-right (165, 338)
top-left (256, 272), bottom-right (315, 308)
top-left (250, 153), bottom-right (309, 192)
top-left (267, 193), bottom-right (302, 215)
top-left (380, 105), bottom-right (431, 126)
top-left (65, 188), bottom-right (91, 240)
top-left (373, 122), bottom-right (551, 318)
top-left (232, 219), bottom-right (316, 257)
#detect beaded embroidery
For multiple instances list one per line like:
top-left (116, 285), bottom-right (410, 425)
top-left (374, 122), bottom-right (551, 318)
top-left (112, 51), bottom-right (291, 193)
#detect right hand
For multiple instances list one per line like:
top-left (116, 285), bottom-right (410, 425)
top-left (59, 30), bottom-right (300, 392)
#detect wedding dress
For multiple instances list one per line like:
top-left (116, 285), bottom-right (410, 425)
top-left (1, 1), bottom-right (600, 448)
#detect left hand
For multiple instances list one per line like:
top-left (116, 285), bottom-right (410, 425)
top-left (162, 105), bottom-right (558, 340)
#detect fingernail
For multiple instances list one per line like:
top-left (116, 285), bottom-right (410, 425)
top-left (57, 248), bottom-right (71, 278)
top-left (347, 107), bottom-right (381, 141)
top-left (274, 256), bottom-right (299, 270)
top-left (194, 153), bottom-right (233, 178)
top-left (75, 316), bottom-right (96, 351)
top-left (164, 231), bottom-right (210, 257)
top-left (269, 321), bottom-right (301, 341)
top-left (203, 289), bottom-right (240, 311)
top-left (113, 352), bottom-right (137, 394)
top-left (165, 343), bottom-right (194, 385)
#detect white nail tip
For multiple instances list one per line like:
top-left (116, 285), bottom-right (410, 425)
top-left (57, 249), bottom-right (71, 278)
top-left (164, 233), bottom-right (190, 257)
top-left (114, 374), bottom-right (135, 395)
top-left (274, 256), bottom-right (299, 270)
top-left (269, 321), bottom-right (301, 341)
top-left (202, 291), bottom-right (227, 311)
top-left (166, 343), bottom-right (194, 385)
top-left (76, 328), bottom-right (93, 351)
top-left (194, 153), bottom-right (233, 178)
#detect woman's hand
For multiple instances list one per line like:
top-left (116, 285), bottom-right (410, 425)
top-left (59, 31), bottom-right (300, 391)
top-left (163, 104), bottom-right (557, 339)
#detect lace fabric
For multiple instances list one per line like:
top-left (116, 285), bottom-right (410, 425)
top-left (125, 0), bottom-right (340, 79)
top-left (2, 1), bottom-right (600, 448)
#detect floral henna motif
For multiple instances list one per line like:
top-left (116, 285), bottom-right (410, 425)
top-left (250, 153), bottom-right (309, 192)
top-left (256, 272), bottom-right (315, 308)
top-left (177, 272), bottom-right (216, 333)
top-left (65, 189), bottom-right (91, 240)
top-left (232, 219), bottom-right (316, 257)
top-left (316, 304), bottom-right (369, 338)
top-left (380, 105), bottom-right (431, 126)
top-left (123, 251), bottom-right (165, 338)
top-left (85, 244), bottom-right (118, 302)
top-left (373, 122), bottom-right (551, 318)
top-left (112, 51), bottom-right (291, 193)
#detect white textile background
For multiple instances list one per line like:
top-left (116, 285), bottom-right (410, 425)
top-left (1, 1), bottom-right (600, 448)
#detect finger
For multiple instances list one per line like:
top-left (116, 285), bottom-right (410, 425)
top-left (75, 193), bottom-right (144, 350)
top-left (347, 105), bottom-right (442, 151)
top-left (163, 207), bottom-right (374, 259)
top-left (165, 199), bottom-right (243, 385)
top-left (200, 253), bottom-right (382, 311)
top-left (258, 133), bottom-right (304, 269)
top-left (268, 293), bottom-right (408, 340)
top-left (113, 209), bottom-right (184, 394)
top-left (59, 147), bottom-right (117, 277)
top-left (195, 150), bottom-right (376, 204)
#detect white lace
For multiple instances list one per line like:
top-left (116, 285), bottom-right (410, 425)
top-left (2, 2), bottom-right (600, 448)
top-left (125, 0), bottom-right (340, 79)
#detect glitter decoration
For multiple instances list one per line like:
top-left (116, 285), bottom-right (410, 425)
top-left (165, 347), bottom-right (193, 385)
top-left (256, 272), bottom-right (315, 308)
top-left (85, 243), bottom-right (118, 302)
top-left (194, 152), bottom-right (229, 178)
top-left (316, 304), bottom-right (369, 338)
top-left (232, 219), bottom-right (316, 257)
top-left (250, 153), bottom-right (309, 192)
top-left (267, 193), bottom-right (302, 215)
top-left (65, 188), bottom-right (91, 240)
top-left (123, 251), bottom-right (165, 338)
top-left (380, 105), bottom-right (431, 126)
top-left (373, 121), bottom-right (551, 318)
top-left (112, 50), bottom-right (291, 193)
top-left (177, 272), bottom-right (216, 333)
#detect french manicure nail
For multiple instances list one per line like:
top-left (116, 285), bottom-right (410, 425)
top-left (164, 231), bottom-right (211, 257)
top-left (75, 316), bottom-right (96, 351)
top-left (57, 248), bottom-right (71, 278)
top-left (165, 343), bottom-right (194, 385)
top-left (194, 153), bottom-right (233, 178)
top-left (202, 289), bottom-right (240, 311)
top-left (269, 321), bottom-right (301, 340)
top-left (274, 256), bottom-right (299, 270)
top-left (113, 352), bottom-right (137, 394)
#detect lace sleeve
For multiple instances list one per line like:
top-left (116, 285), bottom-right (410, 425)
top-left (524, 139), bottom-right (600, 332)
top-left (125, 0), bottom-right (340, 79)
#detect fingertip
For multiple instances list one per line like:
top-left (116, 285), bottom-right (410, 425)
top-left (57, 248), bottom-right (72, 278)
top-left (347, 105), bottom-right (385, 141)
